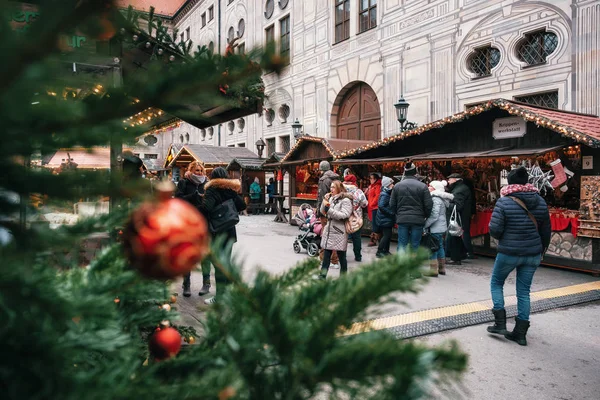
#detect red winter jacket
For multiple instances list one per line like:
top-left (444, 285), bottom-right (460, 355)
top-left (366, 180), bottom-right (382, 220)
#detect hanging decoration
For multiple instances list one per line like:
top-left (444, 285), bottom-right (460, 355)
top-left (549, 159), bottom-right (568, 191)
top-left (526, 162), bottom-right (554, 196)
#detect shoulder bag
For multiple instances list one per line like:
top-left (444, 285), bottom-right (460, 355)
top-left (421, 230), bottom-right (440, 252)
top-left (447, 205), bottom-right (464, 237)
top-left (208, 198), bottom-right (240, 234)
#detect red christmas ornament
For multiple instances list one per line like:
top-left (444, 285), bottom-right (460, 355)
top-left (149, 327), bottom-right (182, 361)
top-left (123, 182), bottom-right (211, 279)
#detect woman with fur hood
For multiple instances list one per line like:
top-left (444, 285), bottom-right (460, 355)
top-left (424, 180), bottom-right (454, 277)
top-left (199, 167), bottom-right (247, 305)
top-left (319, 181), bottom-right (354, 279)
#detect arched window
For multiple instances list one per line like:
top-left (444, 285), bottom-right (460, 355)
top-left (237, 118), bottom-right (245, 132)
top-left (467, 46), bottom-right (501, 77)
top-left (238, 19), bottom-right (245, 38)
top-left (228, 27), bottom-right (235, 43)
top-left (278, 104), bottom-right (290, 123)
top-left (265, 108), bottom-right (275, 126)
top-left (200, 128), bottom-right (206, 141)
top-left (208, 41), bottom-right (214, 53)
top-left (207, 127), bottom-right (214, 139)
top-left (227, 120), bottom-right (235, 134)
top-left (517, 30), bottom-right (558, 66)
top-left (185, 133), bottom-right (190, 143)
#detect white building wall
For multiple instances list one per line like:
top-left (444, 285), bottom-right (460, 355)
top-left (155, 0), bottom-right (600, 158)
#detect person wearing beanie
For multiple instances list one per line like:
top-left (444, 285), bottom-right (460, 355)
top-left (375, 176), bottom-right (395, 258)
top-left (446, 173), bottom-right (474, 265)
top-left (317, 160), bottom-right (340, 266)
top-left (423, 180), bottom-right (454, 276)
top-left (343, 174), bottom-right (368, 261)
top-left (390, 162), bottom-right (433, 252)
top-left (486, 166), bottom-right (550, 346)
top-left (366, 172), bottom-right (383, 246)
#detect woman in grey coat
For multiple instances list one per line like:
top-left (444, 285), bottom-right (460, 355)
top-left (424, 180), bottom-right (454, 276)
top-left (319, 180), bottom-right (354, 279)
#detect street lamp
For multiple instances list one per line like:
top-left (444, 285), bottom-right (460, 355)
top-left (255, 138), bottom-right (266, 158)
top-left (394, 95), bottom-right (417, 132)
top-left (291, 118), bottom-right (303, 138)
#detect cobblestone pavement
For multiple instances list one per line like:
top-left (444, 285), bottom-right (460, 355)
top-left (174, 215), bottom-right (600, 399)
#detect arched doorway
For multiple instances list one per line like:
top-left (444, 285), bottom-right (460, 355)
top-left (334, 82), bottom-right (381, 141)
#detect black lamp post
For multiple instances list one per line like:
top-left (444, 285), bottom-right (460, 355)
top-left (255, 138), bottom-right (266, 158)
top-left (291, 118), bottom-right (303, 138)
top-left (394, 95), bottom-right (417, 132)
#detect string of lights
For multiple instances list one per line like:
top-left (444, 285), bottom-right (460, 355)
top-left (334, 99), bottom-right (600, 160)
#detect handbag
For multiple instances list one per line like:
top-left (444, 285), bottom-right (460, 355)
top-left (345, 210), bottom-right (363, 234)
top-left (448, 205), bottom-right (464, 237)
top-left (208, 198), bottom-right (240, 234)
top-left (421, 231), bottom-right (440, 252)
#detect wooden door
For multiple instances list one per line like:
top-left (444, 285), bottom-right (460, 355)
top-left (336, 83), bottom-right (381, 141)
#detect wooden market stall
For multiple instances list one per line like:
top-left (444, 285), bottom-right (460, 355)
top-left (226, 157), bottom-right (270, 214)
top-left (268, 136), bottom-right (371, 224)
top-left (164, 144), bottom-right (259, 178)
top-left (334, 99), bottom-right (600, 274)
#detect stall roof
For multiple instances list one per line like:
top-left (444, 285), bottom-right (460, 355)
top-left (338, 99), bottom-right (600, 159)
top-left (333, 146), bottom-right (564, 165)
top-left (165, 145), bottom-right (258, 168)
top-left (281, 136), bottom-right (372, 163)
top-left (46, 147), bottom-right (131, 169)
top-left (226, 157), bottom-right (265, 171)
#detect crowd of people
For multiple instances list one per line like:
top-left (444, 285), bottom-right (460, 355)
top-left (314, 160), bottom-right (551, 346)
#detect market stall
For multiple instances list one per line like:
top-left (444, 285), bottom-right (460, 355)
top-left (272, 136), bottom-right (371, 224)
top-left (164, 144), bottom-right (259, 180)
top-left (226, 157), bottom-right (274, 214)
top-left (335, 99), bottom-right (600, 274)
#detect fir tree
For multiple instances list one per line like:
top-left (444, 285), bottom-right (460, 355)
top-left (0, 1), bottom-right (466, 399)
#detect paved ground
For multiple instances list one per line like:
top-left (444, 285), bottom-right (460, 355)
top-left (174, 214), bottom-right (600, 399)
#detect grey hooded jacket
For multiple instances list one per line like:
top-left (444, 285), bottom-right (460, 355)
top-left (424, 190), bottom-right (454, 234)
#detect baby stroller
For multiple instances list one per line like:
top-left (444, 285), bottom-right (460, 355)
top-left (293, 204), bottom-right (322, 257)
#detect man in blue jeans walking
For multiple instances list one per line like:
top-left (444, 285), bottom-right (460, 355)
top-left (487, 166), bottom-right (551, 346)
top-left (389, 162), bottom-right (433, 253)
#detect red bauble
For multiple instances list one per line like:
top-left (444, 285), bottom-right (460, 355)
top-left (149, 327), bottom-right (182, 360)
top-left (123, 195), bottom-right (211, 279)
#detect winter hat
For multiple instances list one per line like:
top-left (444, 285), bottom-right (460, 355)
top-left (319, 160), bottom-right (331, 171)
top-left (381, 176), bottom-right (393, 188)
top-left (343, 168), bottom-right (352, 177)
top-left (254, 177), bottom-right (260, 184)
top-left (344, 174), bottom-right (357, 184)
top-left (429, 180), bottom-right (448, 192)
top-left (447, 173), bottom-right (463, 180)
top-left (508, 166), bottom-right (529, 185)
top-left (404, 162), bottom-right (417, 176)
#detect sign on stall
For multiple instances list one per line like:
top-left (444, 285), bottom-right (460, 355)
top-left (493, 117), bottom-right (527, 140)
top-left (583, 156), bottom-right (593, 170)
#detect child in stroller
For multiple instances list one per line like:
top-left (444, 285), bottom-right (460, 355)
top-left (293, 204), bottom-right (322, 257)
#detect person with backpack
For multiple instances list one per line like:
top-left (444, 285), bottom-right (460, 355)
top-left (375, 176), bottom-right (395, 258)
top-left (174, 161), bottom-right (212, 298)
top-left (318, 180), bottom-right (353, 279)
top-left (486, 166), bottom-right (550, 346)
top-left (343, 174), bottom-right (368, 261)
top-left (199, 167), bottom-right (247, 305)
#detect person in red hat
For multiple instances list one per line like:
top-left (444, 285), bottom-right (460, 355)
top-left (365, 173), bottom-right (382, 246)
top-left (343, 174), bottom-right (368, 261)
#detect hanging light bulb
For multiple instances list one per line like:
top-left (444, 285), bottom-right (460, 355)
top-left (133, 34), bottom-right (138, 41)
top-left (145, 42), bottom-right (151, 48)
top-left (157, 48), bottom-right (164, 55)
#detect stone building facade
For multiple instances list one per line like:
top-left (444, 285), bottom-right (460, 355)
top-left (132, 0), bottom-right (600, 158)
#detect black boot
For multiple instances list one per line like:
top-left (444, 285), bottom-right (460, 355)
top-left (487, 308), bottom-right (508, 335)
top-left (505, 318), bottom-right (530, 346)
top-left (182, 273), bottom-right (191, 297)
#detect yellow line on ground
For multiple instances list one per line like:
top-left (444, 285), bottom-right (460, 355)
top-left (342, 281), bottom-right (600, 336)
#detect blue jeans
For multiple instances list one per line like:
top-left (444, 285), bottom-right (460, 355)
top-left (490, 253), bottom-right (540, 321)
top-left (430, 233), bottom-right (445, 260)
top-left (397, 224), bottom-right (424, 252)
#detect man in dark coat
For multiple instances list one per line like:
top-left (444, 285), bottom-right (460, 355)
top-left (446, 173), bottom-right (473, 265)
top-left (486, 166), bottom-right (550, 346)
top-left (390, 162), bottom-right (433, 252)
top-left (199, 167), bottom-right (247, 305)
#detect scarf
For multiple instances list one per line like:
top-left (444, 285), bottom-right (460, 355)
top-left (500, 183), bottom-right (538, 197)
top-left (189, 174), bottom-right (206, 186)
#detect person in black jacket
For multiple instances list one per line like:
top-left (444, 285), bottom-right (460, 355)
top-left (390, 162), bottom-right (433, 252)
top-left (174, 161), bottom-right (212, 297)
top-left (199, 167), bottom-right (247, 305)
top-left (486, 167), bottom-right (550, 346)
top-left (446, 173), bottom-right (473, 265)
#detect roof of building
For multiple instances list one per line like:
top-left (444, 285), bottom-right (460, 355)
top-left (226, 157), bottom-right (265, 171)
top-left (45, 147), bottom-right (132, 169)
top-left (339, 99), bottom-right (600, 159)
top-left (281, 136), bottom-right (373, 162)
top-left (166, 145), bottom-right (258, 168)
top-left (118, 0), bottom-right (188, 17)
